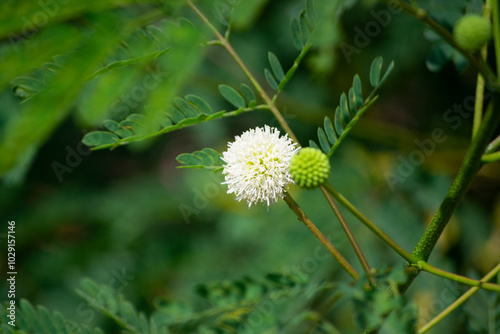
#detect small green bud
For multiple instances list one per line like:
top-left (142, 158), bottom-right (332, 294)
top-left (289, 147), bottom-right (330, 189)
top-left (454, 14), bottom-right (492, 51)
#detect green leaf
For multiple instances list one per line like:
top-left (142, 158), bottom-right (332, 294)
top-left (309, 140), bottom-right (320, 150)
top-left (202, 148), bottom-right (224, 166)
top-left (37, 306), bottom-right (58, 334)
top-left (327, 96), bottom-right (379, 158)
top-left (299, 10), bottom-right (310, 43)
top-left (353, 74), bottom-right (363, 108)
top-left (426, 42), bottom-right (453, 72)
top-left (138, 313), bottom-right (149, 333)
top-left (306, 0), bottom-right (316, 25)
top-left (176, 153), bottom-right (205, 167)
top-left (268, 52), bottom-right (285, 82)
top-left (156, 113), bottom-right (173, 128)
top-left (166, 106), bottom-right (186, 123)
top-left (80, 278), bottom-right (100, 296)
top-left (82, 132), bottom-right (120, 147)
top-left (340, 92), bottom-right (350, 124)
top-left (120, 302), bottom-right (139, 329)
top-left (185, 94), bottom-right (213, 115)
top-left (290, 17), bottom-right (304, 50)
top-left (334, 107), bottom-right (344, 136)
top-left (369, 56), bottom-right (383, 87)
top-left (195, 151), bottom-right (215, 166)
top-left (126, 113), bottom-right (150, 124)
top-left (20, 299), bottom-right (42, 332)
top-left (264, 68), bottom-right (279, 90)
top-left (176, 148), bottom-right (224, 170)
top-left (348, 88), bottom-right (357, 114)
top-left (113, 124), bottom-right (134, 138)
top-left (119, 119), bottom-right (147, 136)
top-left (218, 84), bottom-right (246, 108)
top-left (378, 60), bottom-right (395, 87)
top-left (240, 83), bottom-right (256, 105)
top-left (324, 116), bottom-right (337, 145)
top-left (452, 50), bottom-right (468, 72)
top-left (103, 119), bottom-right (120, 133)
top-left (1, 324), bottom-right (16, 334)
top-left (317, 127), bottom-right (330, 154)
top-left (53, 311), bottom-right (69, 334)
top-left (174, 97), bottom-right (199, 118)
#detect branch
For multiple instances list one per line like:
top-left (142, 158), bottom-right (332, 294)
top-left (321, 187), bottom-right (377, 286)
top-left (283, 192), bottom-right (360, 280)
top-left (186, 0), bottom-right (300, 144)
top-left (412, 92), bottom-right (500, 262)
top-left (418, 263), bottom-right (500, 333)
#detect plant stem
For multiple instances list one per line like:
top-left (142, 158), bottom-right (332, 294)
top-left (482, 150), bottom-right (500, 163)
top-left (385, 0), bottom-right (498, 86)
top-left (283, 191), bottom-right (359, 280)
top-left (419, 261), bottom-right (500, 292)
top-left (327, 96), bottom-right (379, 158)
top-left (473, 75), bottom-right (486, 139)
top-left (272, 43), bottom-right (312, 104)
top-left (486, 134), bottom-right (500, 153)
top-left (186, 0), bottom-right (300, 145)
top-left (320, 187), bottom-right (376, 286)
top-left (322, 183), bottom-right (415, 263)
top-left (412, 99), bottom-right (500, 261)
top-left (306, 293), bottom-right (342, 334)
top-left (492, 0), bottom-right (500, 75)
top-left (473, 0), bottom-right (492, 139)
top-left (418, 263), bottom-right (500, 333)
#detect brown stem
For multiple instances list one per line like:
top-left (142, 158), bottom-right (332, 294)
top-left (283, 192), bottom-right (360, 280)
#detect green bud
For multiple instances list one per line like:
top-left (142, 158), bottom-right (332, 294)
top-left (289, 147), bottom-right (330, 189)
top-left (454, 14), bottom-right (492, 51)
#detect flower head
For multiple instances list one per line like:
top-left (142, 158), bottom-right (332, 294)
top-left (222, 125), bottom-right (298, 207)
top-left (289, 147), bottom-right (330, 189)
top-left (454, 14), bottom-right (492, 51)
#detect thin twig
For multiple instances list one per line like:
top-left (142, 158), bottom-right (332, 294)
top-left (283, 192), bottom-right (360, 280)
top-left (322, 183), bottom-right (415, 263)
top-left (186, 0), bottom-right (300, 144)
top-left (321, 187), bottom-right (377, 286)
top-left (418, 263), bottom-right (500, 333)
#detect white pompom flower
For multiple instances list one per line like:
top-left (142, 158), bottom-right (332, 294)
top-left (222, 125), bottom-right (299, 207)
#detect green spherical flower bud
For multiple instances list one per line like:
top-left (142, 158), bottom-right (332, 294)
top-left (454, 14), bottom-right (492, 51)
top-left (289, 147), bottom-right (330, 189)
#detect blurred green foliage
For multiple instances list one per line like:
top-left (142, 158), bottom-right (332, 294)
top-left (0, 0), bottom-right (499, 333)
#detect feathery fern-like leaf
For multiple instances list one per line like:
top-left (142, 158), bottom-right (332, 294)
top-left (312, 56), bottom-right (392, 158)
top-left (176, 148), bottom-right (224, 172)
top-left (0, 299), bottom-right (104, 334)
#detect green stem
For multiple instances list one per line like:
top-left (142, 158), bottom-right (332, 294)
top-left (473, 0), bottom-right (490, 139)
top-left (486, 134), bottom-right (500, 153)
top-left (322, 183), bottom-right (415, 263)
top-left (418, 263), bottom-right (500, 334)
top-left (412, 100), bottom-right (500, 261)
top-left (272, 43), bottom-right (312, 104)
top-left (473, 74), bottom-right (486, 139)
top-left (482, 150), bottom-right (500, 163)
top-left (282, 192), bottom-right (359, 280)
top-left (326, 96), bottom-right (379, 158)
top-left (419, 261), bottom-right (500, 292)
top-left (306, 293), bottom-right (342, 334)
top-left (385, 0), bottom-right (498, 86)
top-left (493, 0), bottom-right (500, 75)
top-left (186, 0), bottom-right (300, 145)
top-left (320, 187), bottom-right (377, 286)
